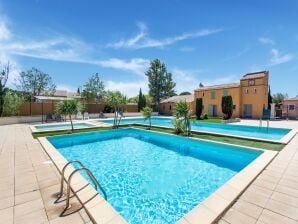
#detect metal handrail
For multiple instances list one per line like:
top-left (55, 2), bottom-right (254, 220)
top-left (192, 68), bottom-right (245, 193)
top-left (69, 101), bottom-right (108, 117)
top-left (63, 167), bottom-right (107, 213)
top-left (56, 160), bottom-right (85, 200)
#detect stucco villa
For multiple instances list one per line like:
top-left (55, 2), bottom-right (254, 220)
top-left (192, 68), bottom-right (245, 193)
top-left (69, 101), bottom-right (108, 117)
top-left (282, 97), bottom-right (298, 119)
top-left (194, 71), bottom-right (269, 118)
top-left (159, 95), bottom-right (195, 115)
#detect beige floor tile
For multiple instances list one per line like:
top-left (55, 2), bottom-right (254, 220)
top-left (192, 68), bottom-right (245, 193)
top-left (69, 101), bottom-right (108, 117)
top-left (222, 208), bottom-right (257, 224)
top-left (258, 209), bottom-right (296, 224)
top-left (14, 198), bottom-right (45, 218)
top-left (14, 209), bottom-right (48, 224)
top-left (0, 196), bottom-right (14, 210)
top-left (15, 190), bottom-right (42, 205)
top-left (265, 199), bottom-right (298, 220)
top-left (232, 200), bottom-right (263, 219)
top-left (0, 206), bottom-right (13, 223)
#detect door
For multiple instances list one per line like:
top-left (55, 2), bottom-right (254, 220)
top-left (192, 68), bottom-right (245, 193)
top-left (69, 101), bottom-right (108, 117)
top-left (243, 104), bottom-right (252, 118)
top-left (208, 104), bottom-right (217, 117)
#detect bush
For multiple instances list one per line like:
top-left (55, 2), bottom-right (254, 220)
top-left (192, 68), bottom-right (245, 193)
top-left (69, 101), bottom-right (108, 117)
top-left (221, 95), bottom-right (233, 120)
top-left (203, 113), bottom-right (208, 119)
top-left (2, 91), bottom-right (24, 116)
top-left (195, 98), bottom-right (203, 120)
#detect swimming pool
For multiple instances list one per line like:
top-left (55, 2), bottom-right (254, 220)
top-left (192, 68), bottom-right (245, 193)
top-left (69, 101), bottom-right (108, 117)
top-left (98, 117), bottom-right (291, 141)
top-left (34, 122), bottom-right (95, 132)
top-left (48, 128), bottom-right (262, 224)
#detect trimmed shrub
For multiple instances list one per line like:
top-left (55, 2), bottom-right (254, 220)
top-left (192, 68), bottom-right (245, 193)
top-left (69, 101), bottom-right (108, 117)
top-left (195, 98), bottom-right (203, 120)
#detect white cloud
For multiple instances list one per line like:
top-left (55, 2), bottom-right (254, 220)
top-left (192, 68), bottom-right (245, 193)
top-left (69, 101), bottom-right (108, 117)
top-left (0, 19), bottom-right (10, 41)
top-left (258, 37), bottom-right (275, 45)
top-left (96, 58), bottom-right (149, 76)
top-left (172, 68), bottom-right (239, 94)
top-left (105, 80), bottom-right (148, 97)
top-left (56, 84), bottom-right (76, 93)
top-left (179, 46), bottom-right (195, 52)
top-left (269, 48), bottom-right (294, 65)
top-left (107, 22), bottom-right (223, 49)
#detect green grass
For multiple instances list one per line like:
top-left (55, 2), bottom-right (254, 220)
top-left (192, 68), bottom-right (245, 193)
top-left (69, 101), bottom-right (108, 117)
top-left (32, 124), bottom-right (285, 151)
top-left (190, 117), bottom-right (222, 123)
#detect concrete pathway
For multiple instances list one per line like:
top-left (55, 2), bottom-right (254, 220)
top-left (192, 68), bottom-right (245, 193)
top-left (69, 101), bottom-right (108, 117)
top-left (0, 124), bottom-right (91, 224)
top-left (218, 120), bottom-right (298, 224)
top-left (0, 121), bottom-right (297, 224)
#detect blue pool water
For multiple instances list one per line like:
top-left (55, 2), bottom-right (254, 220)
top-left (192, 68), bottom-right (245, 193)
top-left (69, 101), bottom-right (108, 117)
top-left (98, 117), bottom-right (290, 141)
top-left (48, 128), bottom-right (262, 223)
top-left (34, 122), bottom-right (94, 132)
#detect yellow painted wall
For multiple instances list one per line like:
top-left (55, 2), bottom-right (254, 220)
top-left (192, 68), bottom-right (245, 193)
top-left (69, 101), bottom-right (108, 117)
top-left (159, 101), bottom-right (195, 116)
top-left (194, 74), bottom-right (268, 118)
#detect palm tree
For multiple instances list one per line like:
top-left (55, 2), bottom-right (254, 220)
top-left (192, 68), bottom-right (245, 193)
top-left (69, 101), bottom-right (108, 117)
top-left (141, 107), bottom-right (153, 129)
top-left (56, 100), bottom-right (82, 132)
top-left (173, 101), bottom-right (191, 136)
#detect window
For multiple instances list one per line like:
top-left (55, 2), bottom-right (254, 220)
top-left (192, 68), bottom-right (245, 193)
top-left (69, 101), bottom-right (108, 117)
top-left (245, 89), bottom-right (249, 94)
top-left (254, 88), bottom-right (257, 94)
top-left (211, 91), bottom-right (216, 99)
top-left (289, 105), bottom-right (295, 110)
top-left (169, 105), bottom-right (172, 110)
top-left (249, 80), bottom-right (255, 86)
top-left (223, 89), bottom-right (228, 96)
top-left (233, 105), bottom-right (236, 110)
top-left (202, 92), bottom-right (204, 97)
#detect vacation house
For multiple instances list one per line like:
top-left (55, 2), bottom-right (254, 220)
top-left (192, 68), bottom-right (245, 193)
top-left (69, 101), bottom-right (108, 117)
top-left (282, 97), bottom-right (298, 119)
top-left (159, 95), bottom-right (195, 115)
top-left (194, 71), bottom-right (269, 118)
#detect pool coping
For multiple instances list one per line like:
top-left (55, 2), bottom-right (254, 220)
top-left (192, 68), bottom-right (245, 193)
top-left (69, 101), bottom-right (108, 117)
top-left (30, 120), bottom-right (110, 134)
top-left (37, 127), bottom-right (277, 224)
top-left (96, 117), bottom-right (295, 144)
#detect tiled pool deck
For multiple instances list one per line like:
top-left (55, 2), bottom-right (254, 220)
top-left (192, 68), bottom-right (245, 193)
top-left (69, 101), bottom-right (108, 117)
top-left (0, 120), bottom-right (297, 224)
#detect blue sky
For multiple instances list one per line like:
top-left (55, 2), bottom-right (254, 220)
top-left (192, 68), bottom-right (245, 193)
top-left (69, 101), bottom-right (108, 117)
top-left (0, 0), bottom-right (297, 97)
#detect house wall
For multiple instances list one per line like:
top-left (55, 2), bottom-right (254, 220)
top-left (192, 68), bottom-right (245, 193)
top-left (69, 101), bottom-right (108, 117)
top-left (282, 100), bottom-right (298, 119)
top-left (159, 101), bottom-right (195, 116)
top-left (194, 87), bottom-right (240, 118)
top-left (194, 74), bottom-right (269, 118)
top-left (240, 75), bottom-right (268, 118)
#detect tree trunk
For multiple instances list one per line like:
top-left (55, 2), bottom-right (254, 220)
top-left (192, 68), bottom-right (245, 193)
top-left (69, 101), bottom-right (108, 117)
top-left (69, 114), bottom-right (74, 133)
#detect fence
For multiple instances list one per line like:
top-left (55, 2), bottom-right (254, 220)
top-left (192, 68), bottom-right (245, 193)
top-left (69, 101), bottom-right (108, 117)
top-left (18, 102), bottom-right (138, 116)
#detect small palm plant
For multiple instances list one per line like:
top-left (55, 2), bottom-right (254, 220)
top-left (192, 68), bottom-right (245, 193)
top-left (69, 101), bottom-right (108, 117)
top-left (173, 101), bottom-right (191, 136)
top-left (141, 106), bottom-right (152, 129)
top-left (56, 100), bottom-right (82, 133)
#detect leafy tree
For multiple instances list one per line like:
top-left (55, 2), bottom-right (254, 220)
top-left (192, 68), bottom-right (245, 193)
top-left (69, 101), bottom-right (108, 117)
top-left (82, 73), bottom-right (105, 104)
top-left (16, 67), bottom-right (56, 101)
top-left (2, 91), bottom-right (24, 116)
top-left (128, 96), bottom-right (138, 103)
top-left (141, 106), bottom-right (152, 129)
top-left (221, 95), bottom-right (233, 120)
top-left (105, 91), bottom-right (127, 128)
top-left (142, 94), bottom-right (146, 108)
top-left (268, 85), bottom-right (273, 109)
top-left (272, 93), bottom-right (288, 105)
top-left (137, 88), bottom-right (145, 111)
top-left (195, 98), bottom-right (203, 120)
top-left (146, 59), bottom-right (176, 108)
top-left (199, 82), bottom-right (204, 88)
top-left (173, 101), bottom-right (191, 136)
top-left (0, 61), bottom-right (9, 116)
top-left (180, 91), bottom-right (192, 95)
top-left (56, 100), bottom-right (82, 133)
top-left (77, 87), bottom-right (81, 95)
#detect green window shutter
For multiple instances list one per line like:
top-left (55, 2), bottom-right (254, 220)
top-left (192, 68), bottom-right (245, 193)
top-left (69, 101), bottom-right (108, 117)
top-left (211, 91), bottom-right (216, 99)
top-left (223, 90), bottom-right (228, 96)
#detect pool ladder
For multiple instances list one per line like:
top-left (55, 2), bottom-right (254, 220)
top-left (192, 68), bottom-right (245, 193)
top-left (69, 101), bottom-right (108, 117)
top-left (56, 160), bottom-right (107, 216)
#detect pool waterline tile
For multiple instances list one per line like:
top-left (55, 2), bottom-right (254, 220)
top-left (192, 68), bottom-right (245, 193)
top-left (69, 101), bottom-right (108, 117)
top-left (38, 127), bottom-right (276, 224)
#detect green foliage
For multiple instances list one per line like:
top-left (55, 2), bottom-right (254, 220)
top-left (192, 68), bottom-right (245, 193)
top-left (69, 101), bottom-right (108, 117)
top-left (268, 85), bottom-right (272, 109)
top-left (0, 61), bottom-right (10, 116)
top-left (203, 113), bottom-right (208, 119)
top-left (137, 88), bottom-right (146, 111)
top-left (179, 91), bottom-right (192, 95)
top-left (272, 93), bottom-right (288, 105)
top-left (146, 59), bottom-right (176, 106)
top-left (16, 67), bottom-right (56, 100)
top-left (173, 101), bottom-right (191, 136)
top-left (56, 100), bottom-right (82, 132)
top-left (172, 118), bottom-right (184, 134)
top-left (195, 98), bottom-right (203, 119)
top-left (141, 106), bottom-right (152, 129)
top-left (81, 73), bottom-right (105, 103)
top-left (221, 95), bottom-right (233, 120)
top-left (128, 96), bottom-right (138, 103)
top-left (2, 91), bottom-right (24, 116)
top-left (104, 91), bottom-right (127, 128)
